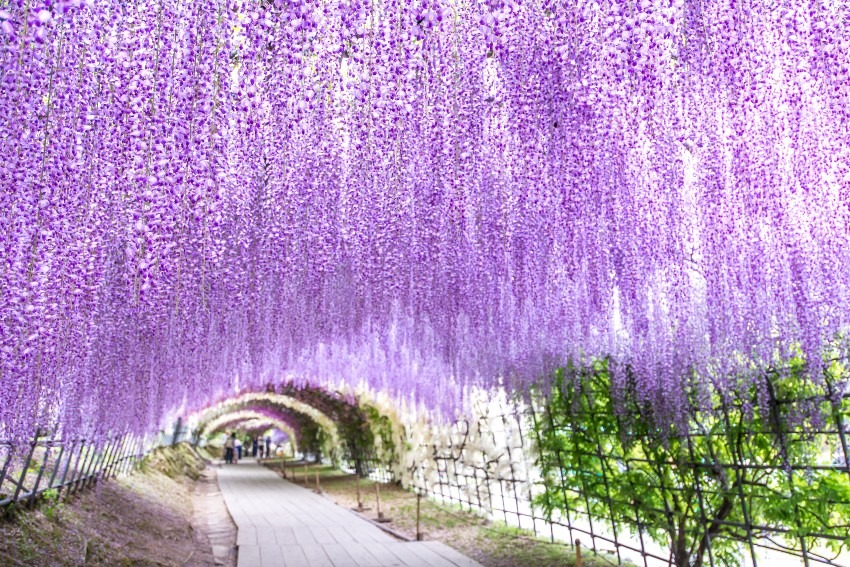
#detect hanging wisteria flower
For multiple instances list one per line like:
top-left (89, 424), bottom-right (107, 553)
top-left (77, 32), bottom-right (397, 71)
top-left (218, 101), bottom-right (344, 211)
top-left (0, 0), bottom-right (848, 445)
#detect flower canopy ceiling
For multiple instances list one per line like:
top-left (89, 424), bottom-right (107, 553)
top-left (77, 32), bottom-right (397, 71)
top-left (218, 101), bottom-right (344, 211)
top-left (1, 0), bottom-right (848, 443)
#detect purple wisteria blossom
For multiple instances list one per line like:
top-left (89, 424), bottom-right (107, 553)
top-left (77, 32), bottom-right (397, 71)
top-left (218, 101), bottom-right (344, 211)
top-left (1, 0), bottom-right (848, 444)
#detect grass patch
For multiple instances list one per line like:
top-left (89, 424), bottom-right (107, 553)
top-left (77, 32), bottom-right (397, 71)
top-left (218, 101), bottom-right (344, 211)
top-left (477, 523), bottom-right (627, 567)
top-left (264, 461), bottom-right (633, 567)
top-left (0, 443), bottom-right (217, 566)
top-left (142, 443), bottom-right (205, 480)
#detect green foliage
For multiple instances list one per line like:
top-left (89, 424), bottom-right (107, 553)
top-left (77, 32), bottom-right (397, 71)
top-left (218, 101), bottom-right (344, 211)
top-left (532, 360), bottom-right (850, 567)
top-left (40, 488), bottom-right (62, 522)
top-left (145, 443), bottom-right (204, 480)
top-left (299, 420), bottom-right (329, 462)
top-left (276, 385), bottom-right (377, 468)
top-left (336, 409), bottom-right (375, 472)
top-left (364, 404), bottom-right (398, 469)
top-left (136, 453), bottom-right (150, 474)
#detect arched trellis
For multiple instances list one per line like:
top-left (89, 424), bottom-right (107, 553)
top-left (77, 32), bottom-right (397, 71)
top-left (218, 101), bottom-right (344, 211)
top-left (188, 392), bottom-right (341, 447)
top-left (200, 406), bottom-right (303, 438)
top-left (187, 387), bottom-right (404, 471)
top-left (203, 410), bottom-right (299, 454)
top-left (187, 391), bottom-right (350, 463)
top-left (216, 418), bottom-right (271, 434)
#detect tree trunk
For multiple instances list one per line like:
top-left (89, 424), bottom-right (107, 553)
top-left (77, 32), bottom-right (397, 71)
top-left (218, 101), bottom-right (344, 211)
top-left (673, 532), bottom-right (691, 567)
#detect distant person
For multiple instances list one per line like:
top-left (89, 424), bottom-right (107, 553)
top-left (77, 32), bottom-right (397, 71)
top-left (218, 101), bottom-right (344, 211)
top-left (265, 436), bottom-right (271, 456)
top-left (258, 443), bottom-right (264, 459)
top-left (224, 433), bottom-right (235, 464)
top-left (252, 436), bottom-right (259, 458)
top-left (235, 437), bottom-right (242, 462)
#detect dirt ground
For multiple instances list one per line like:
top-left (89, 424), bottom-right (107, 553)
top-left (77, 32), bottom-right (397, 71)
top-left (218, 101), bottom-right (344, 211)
top-left (0, 445), bottom-right (236, 567)
top-left (0, 448), bottom-right (624, 567)
top-left (266, 460), bottom-right (626, 567)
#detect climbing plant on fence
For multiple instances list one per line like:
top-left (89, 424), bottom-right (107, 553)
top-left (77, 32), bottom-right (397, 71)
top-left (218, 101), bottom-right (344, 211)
top-left (533, 360), bottom-right (850, 567)
top-left (277, 385), bottom-right (378, 472)
top-left (362, 404), bottom-right (398, 475)
top-left (298, 420), bottom-right (330, 463)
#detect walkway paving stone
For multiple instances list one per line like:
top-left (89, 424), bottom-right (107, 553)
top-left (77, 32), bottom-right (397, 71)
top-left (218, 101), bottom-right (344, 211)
top-left (217, 460), bottom-right (483, 567)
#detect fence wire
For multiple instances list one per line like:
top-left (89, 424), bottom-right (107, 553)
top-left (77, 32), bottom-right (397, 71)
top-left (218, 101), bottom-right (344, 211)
top-left (405, 371), bottom-right (850, 567)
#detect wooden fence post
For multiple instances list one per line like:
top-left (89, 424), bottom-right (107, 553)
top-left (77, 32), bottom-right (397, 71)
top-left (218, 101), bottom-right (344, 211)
top-left (374, 482), bottom-right (391, 523)
top-left (575, 538), bottom-right (582, 567)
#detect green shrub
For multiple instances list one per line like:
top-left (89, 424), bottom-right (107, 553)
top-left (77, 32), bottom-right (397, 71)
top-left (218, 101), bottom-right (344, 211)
top-left (533, 360), bottom-right (850, 567)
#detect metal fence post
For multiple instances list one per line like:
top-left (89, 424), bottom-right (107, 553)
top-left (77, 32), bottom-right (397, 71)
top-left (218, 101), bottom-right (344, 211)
top-left (12, 430), bottom-right (40, 503)
top-left (117, 438), bottom-right (131, 476)
top-left (108, 435), bottom-right (128, 479)
top-left (87, 441), bottom-right (108, 487)
top-left (72, 442), bottom-right (95, 494)
top-left (46, 440), bottom-right (65, 489)
top-left (101, 436), bottom-right (118, 480)
top-left (130, 437), bottom-right (145, 473)
top-left (57, 438), bottom-right (81, 499)
top-left (112, 436), bottom-right (129, 477)
top-left (96, 438), bottom-right (111, 481)
top-left (68, 442), bottom-right (86, 495)
top-left (28, 434), bottom-right (54, 508)
top-left (126, 438), bottom-right (140, 475)
top-left (172, 418), bottom-right (183, 446)
top-left (0, 444), bottom-right (14, 497)
top-left (105, 438), bottom-right (121, 479)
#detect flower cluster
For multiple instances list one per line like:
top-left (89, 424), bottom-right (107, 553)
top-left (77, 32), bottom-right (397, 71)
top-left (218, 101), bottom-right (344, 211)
top-left (1, 0), bottom-right (848, 444)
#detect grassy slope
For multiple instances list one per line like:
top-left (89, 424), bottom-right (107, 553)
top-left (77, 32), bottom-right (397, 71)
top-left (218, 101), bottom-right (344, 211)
top-left (0, 444), bottom-right (215, 567)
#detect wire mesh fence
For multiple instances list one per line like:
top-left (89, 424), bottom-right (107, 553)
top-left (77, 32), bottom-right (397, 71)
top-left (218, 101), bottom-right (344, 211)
top-left (403, 367), bottom-right (850, 567)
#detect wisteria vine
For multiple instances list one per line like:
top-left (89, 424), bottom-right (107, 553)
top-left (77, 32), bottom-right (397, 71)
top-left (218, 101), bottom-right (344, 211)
top-left (1, 0), bottom-right (849, 444)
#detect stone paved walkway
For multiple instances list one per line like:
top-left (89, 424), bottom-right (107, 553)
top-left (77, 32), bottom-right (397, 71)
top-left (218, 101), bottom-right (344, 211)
top-left (217, 460), bottom-right (482, 567)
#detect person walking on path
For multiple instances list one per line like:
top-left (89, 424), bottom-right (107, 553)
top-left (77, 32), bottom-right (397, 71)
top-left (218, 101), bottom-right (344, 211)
top-left (224, 432), bottom-right (235, 464)
top-left (235, 437), bottom-right (242, 462)
top-left (265, 435), bottom-right (271, 457)
top-left (252, 436), bottom-right (259, 458)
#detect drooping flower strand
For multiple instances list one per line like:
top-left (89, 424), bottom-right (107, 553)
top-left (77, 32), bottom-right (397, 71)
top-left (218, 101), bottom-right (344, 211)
top-left (1, 0), bottom-right (848, 445)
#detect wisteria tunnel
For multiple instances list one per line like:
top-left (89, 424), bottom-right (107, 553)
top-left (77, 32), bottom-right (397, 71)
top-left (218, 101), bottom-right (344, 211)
top-left (1, 0), bottom-right (849, 566)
